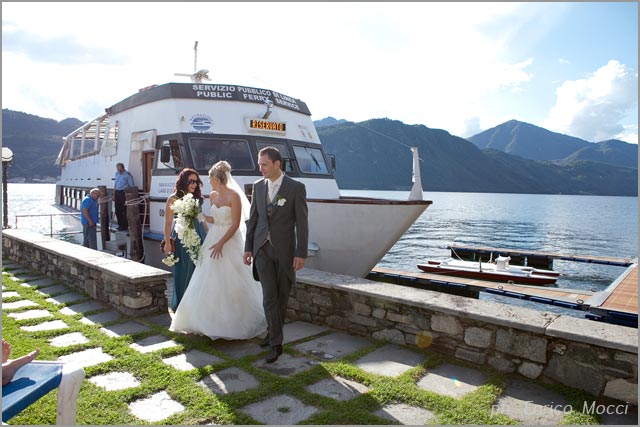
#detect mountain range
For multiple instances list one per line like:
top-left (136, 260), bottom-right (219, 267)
top-left (1, 109), bottom-right (83, 180)
top-left (1, 109), bottom-right (637, 196)
top-left (316, 119), bottom-right (637, 196)
top-left (468, 119), bottom-right (637, 169)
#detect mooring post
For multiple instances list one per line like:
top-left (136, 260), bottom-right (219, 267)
top-left (98, 185), bottom-right (110, 248)
top-left (125, 187), bottom-right (144, 262)
top-left (2, 147), bottom-right (14, 229)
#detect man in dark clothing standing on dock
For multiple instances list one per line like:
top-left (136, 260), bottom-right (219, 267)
top-left (244, 147), bottom-right (309, 364)
top-left (113, 163), bottom-right (134, 231)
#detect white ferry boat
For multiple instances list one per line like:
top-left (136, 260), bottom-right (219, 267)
top-left (54, 72), bottom-right (432, 277)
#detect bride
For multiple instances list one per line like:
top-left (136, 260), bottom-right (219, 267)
top-left (169, 161), bottom-right (267, 340)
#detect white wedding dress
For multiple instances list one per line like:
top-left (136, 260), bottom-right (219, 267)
top-left (169, 204), bottom-right (267, 340)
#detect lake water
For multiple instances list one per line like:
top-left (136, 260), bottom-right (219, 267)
top-left (4, 184), bottom-right (638, 318)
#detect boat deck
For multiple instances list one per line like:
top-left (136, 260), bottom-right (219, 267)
top-left (370, 267), bottom-right (594, 308)
top-left (587, 264), bottom-right (638, 327)
top-left (449, 245), bottom-right (636, 268)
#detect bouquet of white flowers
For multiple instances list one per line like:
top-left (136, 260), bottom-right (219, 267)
top-left (170, 193), bottom-right (202, 264)
top-left (161, 253), bottom-right (179, 267)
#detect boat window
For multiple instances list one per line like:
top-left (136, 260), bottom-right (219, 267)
top-left (256, 141), bottom-right (296, 172)
top-left (292, 145), bottom-right (330, 175)
top-left (256, 141), bottom-right (290, 158)
top-left (100, 122), bottom-right (119, 156)
top-left (61, 114), bottom-right (113, 161)
top-left (188, 138), bottom-right (254, 172)
top-left (157, 139), bottom-right (183, 170)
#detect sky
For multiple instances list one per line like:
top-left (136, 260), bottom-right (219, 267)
top-left (2, 2), bottom-right (638, 143)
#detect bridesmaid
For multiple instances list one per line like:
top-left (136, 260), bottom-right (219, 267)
top-left (162, 168), bottom-right (207, 311)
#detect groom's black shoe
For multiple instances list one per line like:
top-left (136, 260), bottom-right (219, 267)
top-left (260, 336), bottom-right (270, 348)
top-left (266, 345), bottom-right (283, 363)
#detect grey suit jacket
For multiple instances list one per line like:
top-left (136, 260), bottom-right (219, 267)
top-left (245, 175), bottom-right (309, 274)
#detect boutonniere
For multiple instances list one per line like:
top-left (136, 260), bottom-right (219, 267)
top-left (274, 195), bottom-right (286, 207)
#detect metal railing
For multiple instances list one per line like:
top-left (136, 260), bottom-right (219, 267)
top-left (15, 213), bottom-right (83, 237)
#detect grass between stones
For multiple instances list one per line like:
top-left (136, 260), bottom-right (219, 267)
top-left (2, 265), bottom-right (601, 425)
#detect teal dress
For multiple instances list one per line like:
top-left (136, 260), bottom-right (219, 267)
top-left (171, 198), bottom-right (207, 311)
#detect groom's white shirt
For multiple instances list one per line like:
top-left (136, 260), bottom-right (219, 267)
top-left (268, 172), bottom-right (284, 202)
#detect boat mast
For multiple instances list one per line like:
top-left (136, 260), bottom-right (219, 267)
top-left (174, 41), bottom-right (210, 83)
top-left (193, 41), bottom-right (198, 73)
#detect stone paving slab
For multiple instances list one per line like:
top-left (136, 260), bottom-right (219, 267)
top-left (59, 301), bottom-right (108, 316)
top-left (199, 367), bottom-right (259, 395)
top-left (130, 335), bottom-right (180, 354)
top-left (7, 309), bottom-right (53, 321)
top-left (21, 319), bottom-right (69, 332)
top-left (15, 275), bottom-right (49, 284)
top-left (129, 390), bottom-right (185, 423)
top-left (253, 352), bottom-right (319, 377)
top-left (144, 312), bottom-right (173, 327)
top-left (211, 339), bottom-right (263, 359)
top-left (240, 394), bottom-right (318, 425)
top-left (2, 261), bottom-right (21, 268)
top-left (49, 332), bottom-right (90, 347)
top-left (492, 379), bottom-right (570, 424)
top-left (163, 349), bottom-right (224, 371)
top-left (374, 403), bottom-right (436, 425)
top-left (283, 320), bottom-right (331, 344)
top-left (57, 347), bottom-right (114, 368)
top-left (417, 363), bottom-right (487, 399)
top-left (293, 331), bottom-right (370, 360)
top-left (23, 277), bottom-right (57, 288)
top-left (2, 291), bottom-right (21, 299)
top-left (100, 320), bottom-right (151, 338)
top-left (3, 299), bottom-right (39, 310)
top-left (80, 310), bottom-right (123, 326)
top-left (600, 409), bottom-right (639, 425)
top-left (37, 284), bottom-right (71, 295)
top-left (45, 292), bottom-right (86, 305)
top-left (306, 375), bottom-right (371, 401)
top-left (4, 268), bottom-right (37, 276)
top-left (89, 371), bottom-right (141, 391)
top-left (355, 344), bottom-right (426, 377)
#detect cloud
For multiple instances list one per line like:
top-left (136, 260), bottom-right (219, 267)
top-left (461, 117), bottom-right (483, 138)
top-left (2, 28), bottom-right (128, 65)
top-left (0, 2), bottom-right (560, 138)
top-left (544, 60), bottom-right (638, 142)
top-left (614, 124), bottom-right (639, 144)
top-left (558, 58), bottom-right (570, 65)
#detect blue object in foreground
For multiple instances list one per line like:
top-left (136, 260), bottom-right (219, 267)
top-left (2, 362), bottom-right (63, 422)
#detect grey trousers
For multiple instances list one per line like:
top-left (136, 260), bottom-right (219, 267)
top-left (82, 223), bottom-right (97, 250)
top-left (254, 242), bottom-right (292, 347)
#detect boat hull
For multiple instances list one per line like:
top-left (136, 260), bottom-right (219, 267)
top-left (417, 262), bottom-right (558, 285)
top-left (306, 198), bottom-right (430, 277)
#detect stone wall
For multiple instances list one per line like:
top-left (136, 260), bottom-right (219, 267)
top-left (2, 229), bottom-right (170, 317)
top-left (291, 269), bottom-right (638, 404)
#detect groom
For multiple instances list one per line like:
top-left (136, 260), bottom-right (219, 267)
top-left (244, 146), bottom-right (309, 363)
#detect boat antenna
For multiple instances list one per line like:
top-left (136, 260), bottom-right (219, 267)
top-left (193, 41), bottom-right (198, 73)
top-left (174, 41), bottom-right (211, 83)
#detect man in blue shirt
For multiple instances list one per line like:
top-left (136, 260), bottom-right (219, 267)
top-left (81, 188), bottom-right (101, 249)
top-left (113, 163), bottom-right (135, 231)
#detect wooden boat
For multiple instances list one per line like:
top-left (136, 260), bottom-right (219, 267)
top-left (417, 256), bottom-right (559, 285)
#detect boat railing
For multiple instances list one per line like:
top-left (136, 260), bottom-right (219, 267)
top-left (14, 213), bottom-right (83, 237)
